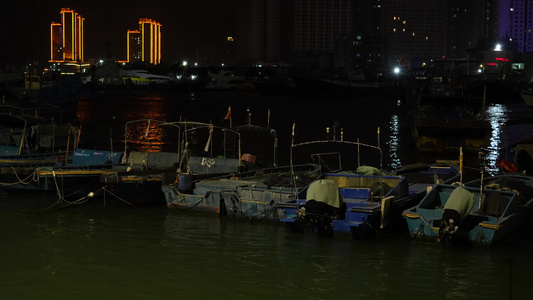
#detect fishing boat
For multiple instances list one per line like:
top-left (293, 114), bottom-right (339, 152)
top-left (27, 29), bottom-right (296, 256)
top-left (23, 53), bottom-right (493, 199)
top-left (163, 163), bottom-right (320, 218)
top-left (402, 174), bottom-right (533, 246)
top-left (277, 124), bottom-right (460, 238)
top-left (160, 121), bottom-right (316, 218)
top-left (0, 105), bottom-right (80, 159)
top-left (1, 119), bottom-right (172, 204)
top-left (105, 120), bottom-right (276, 206)
top-left (38, 118), bottom-right (192, 205)
top-left (0, 148), bottom-right (122, 194)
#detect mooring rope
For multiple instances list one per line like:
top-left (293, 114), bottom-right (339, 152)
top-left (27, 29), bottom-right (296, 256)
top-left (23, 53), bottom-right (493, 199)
top-left (0, 167), bottom-right (38, 186)
top-left (101, 186), bottom-right (136, 207)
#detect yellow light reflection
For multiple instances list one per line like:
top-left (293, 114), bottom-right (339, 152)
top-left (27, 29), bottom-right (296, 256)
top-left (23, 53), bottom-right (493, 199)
top-left (125, 120), bottom-right (167, 152)
top-left (76, 97), bottom-right (172, 152)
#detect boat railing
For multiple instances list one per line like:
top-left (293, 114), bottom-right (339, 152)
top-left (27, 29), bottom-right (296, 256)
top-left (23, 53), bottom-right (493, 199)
top-left (289, 123), bottom-right (383, 198)
top-left (156, 120), bottom-right (243, 172)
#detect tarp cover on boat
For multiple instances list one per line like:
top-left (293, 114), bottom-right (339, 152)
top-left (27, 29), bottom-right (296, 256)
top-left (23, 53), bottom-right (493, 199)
top-left (443, 186), bottom-right (475, 219)
top-left (478, 191), bottom-right (509, 217)
top-left (306, 179), bottom-right (343, 208)
top-left (356, 166), bottom-right (382, 175)
top-left (485, 177), bottom-right (533, 204)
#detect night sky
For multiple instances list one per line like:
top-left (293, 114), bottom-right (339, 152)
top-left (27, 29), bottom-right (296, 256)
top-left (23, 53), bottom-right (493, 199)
top-left (1, 0), bottom-right (238, 64)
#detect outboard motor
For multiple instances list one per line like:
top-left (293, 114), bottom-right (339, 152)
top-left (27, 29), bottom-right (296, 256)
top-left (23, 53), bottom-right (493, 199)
top-left (439, 186), bottom-right (475, 245)
top-left (299, 179), bottom-right (345, 235)
top-left (367, 181), bottom-right (392, 202)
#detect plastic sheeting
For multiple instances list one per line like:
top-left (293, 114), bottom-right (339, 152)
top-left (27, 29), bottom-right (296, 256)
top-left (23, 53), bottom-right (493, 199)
top-left (306, 179), bottom-right (343, 208)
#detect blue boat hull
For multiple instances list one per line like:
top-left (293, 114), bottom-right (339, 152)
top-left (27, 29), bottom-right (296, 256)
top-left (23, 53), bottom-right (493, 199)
top-left (403, 177), bottom-right (533, 246)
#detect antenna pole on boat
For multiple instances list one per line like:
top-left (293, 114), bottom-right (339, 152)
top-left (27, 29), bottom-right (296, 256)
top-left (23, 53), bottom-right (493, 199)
top-left (223, 130), bottom-right (227, 158)
top-left (65, 127), bottom-right (71, 166)
top-left (238, 138), bottom-right (242, 168)
top-left (19, 125), bottom-right (26, 155)
top-left (357, 138), bottom-right (360, 168)
top-left (376, 126), bottom-right (384, 197)
top-left (290, 123), bottom-right (296, 190)
top-left (377, 127), bottom-right (382, 172)
top-left (459, 147), bottom-right (463, 184)
top-left (479, 169), bottom-right (484, 209)
top-left (123, 121), bottom-right (128, 158)
top-left (144, 119), bottom-right (151, 137)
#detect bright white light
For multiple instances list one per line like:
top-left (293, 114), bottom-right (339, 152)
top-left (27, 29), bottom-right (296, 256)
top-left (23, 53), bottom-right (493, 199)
top-left (494, 44), bottom-right (502, 51)
top-left (394, 67), bottom-right (400, 74)
top-left (478, 69), bottom-right (482, 73)
top-left (182, 61), bottom-right (188, 67)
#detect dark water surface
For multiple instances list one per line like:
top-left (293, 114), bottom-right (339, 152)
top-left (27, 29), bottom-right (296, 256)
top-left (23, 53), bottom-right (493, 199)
top-left (2, 90), bottom-right (533, 299)
top-left (1, 193), bottom-right (532, 299)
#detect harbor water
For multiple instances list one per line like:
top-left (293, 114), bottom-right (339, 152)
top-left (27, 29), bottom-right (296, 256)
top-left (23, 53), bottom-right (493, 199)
top-left (2, 90), bottom-right (533, 299)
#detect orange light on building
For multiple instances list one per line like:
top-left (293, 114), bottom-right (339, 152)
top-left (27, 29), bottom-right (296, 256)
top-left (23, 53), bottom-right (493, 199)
top-left (157, 24), bottom-right (161, 64)
top-left (77, 15), bottom-right (85, 62)
top-left (131, 18), bottom-right (162, 65)
top-left (50, 22), bottom-right (62, 61)
top-left (50, 8), bottom-right (84, 62)
top-left (127, 30), bottom-right (141, 63)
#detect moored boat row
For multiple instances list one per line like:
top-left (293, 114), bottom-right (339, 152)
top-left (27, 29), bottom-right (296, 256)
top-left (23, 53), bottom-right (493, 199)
top-left (2, 115), bottom-right (533, 248)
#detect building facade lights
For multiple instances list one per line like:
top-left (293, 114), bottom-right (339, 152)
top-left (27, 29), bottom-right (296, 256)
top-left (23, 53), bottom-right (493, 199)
top-left (128, 18), bottom-right (162, 65)
top-left (50, 8), bottom-right (84, 62)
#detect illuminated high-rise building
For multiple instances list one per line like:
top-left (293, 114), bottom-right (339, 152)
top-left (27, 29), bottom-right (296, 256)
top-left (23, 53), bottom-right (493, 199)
top-left (127, 18), bottom-right (162, 64)
top-left (49, 8), bottom-right (85, 62)
top-left (127, 30), bottom-right (142, 63)
top-left (50, 22), bottom-right (62, 61)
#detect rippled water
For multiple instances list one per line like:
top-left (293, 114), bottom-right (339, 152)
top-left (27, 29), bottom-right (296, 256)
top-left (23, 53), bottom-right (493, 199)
top-left (2, 91), bottom-right (533, 299)
top-left (1, 193), bottom-right (532, 299)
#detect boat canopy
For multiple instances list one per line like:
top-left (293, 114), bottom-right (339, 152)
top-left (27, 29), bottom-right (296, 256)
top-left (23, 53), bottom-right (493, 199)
top-left (306, 179), bottom-right (343, 208)
top-left (443, 186), bottom-right (475, 219)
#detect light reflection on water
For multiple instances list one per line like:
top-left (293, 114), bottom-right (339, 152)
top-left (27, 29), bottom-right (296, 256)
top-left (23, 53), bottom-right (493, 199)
top-left (74, 92), bottom-right (528, 178)
top-left (124, 119), bottom-right (170, 152)
top-left (482, 104), bottom-right (511, 174)
top-left (387, 100), bottom-right (402, 170)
